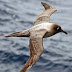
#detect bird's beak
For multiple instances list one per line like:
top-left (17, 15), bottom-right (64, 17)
top-left (60, 29), bottom-right (67, 34)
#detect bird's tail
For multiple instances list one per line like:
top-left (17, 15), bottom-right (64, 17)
top-left (5, 30), bottom-right (30, 37)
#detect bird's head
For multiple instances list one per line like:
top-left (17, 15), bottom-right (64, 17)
top-left (50, 24), bottom-right (67, 36)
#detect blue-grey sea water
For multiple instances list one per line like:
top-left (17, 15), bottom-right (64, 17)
top-left (0, 0), bottom-right (72, 72)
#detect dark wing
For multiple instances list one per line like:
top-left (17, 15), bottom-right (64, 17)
top-left (20, 30), bottom-right (47, 72)
top-left (33, 2), bottom-right (57, 26)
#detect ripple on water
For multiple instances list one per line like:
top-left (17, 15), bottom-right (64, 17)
top-left (0, 0), bottom-right (72, 72)
top-left (0, 50), bottom-right (29, 64)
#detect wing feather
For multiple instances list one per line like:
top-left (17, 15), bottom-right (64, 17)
top-left (33, 2), bottom-right (57, 26)
top-left (5, 30), bottom-right (30, 37)
top-left (20, 37), bottom-right (44, 72)
top-left (20, 30), bottom-right (47, 72)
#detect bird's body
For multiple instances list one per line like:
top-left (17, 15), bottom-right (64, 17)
top-left (29, 22), bottom-right (52, 37)
top-left (5, 2), bottom-right (67, 72)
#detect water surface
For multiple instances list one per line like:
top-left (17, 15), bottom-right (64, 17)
top-left (0, 0), bottom-right (72, 72)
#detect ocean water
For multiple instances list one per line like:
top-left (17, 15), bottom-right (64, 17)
top-left (0, 0), bottom-right (72, 72)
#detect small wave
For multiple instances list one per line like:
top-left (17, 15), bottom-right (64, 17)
top-left (0, 50), bottom-right (29, 64)
top-left (44, 50), bottom-right (63, 57)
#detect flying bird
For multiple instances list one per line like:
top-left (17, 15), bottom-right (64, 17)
top-left (5, 2), bottom-right (67, 72)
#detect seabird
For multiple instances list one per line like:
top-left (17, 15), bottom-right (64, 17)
top-left (5, 2), bottom-right (67, 72)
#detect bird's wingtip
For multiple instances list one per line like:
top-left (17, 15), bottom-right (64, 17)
top-left (41, 2), bottom-right (57, 11)
top-left (5, 35), bottom-right (10, 37)
top-left (41, 2), bottom-right (50, 10)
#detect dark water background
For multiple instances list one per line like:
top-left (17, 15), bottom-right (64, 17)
top-left (0, 0), bottom-right (72, 72)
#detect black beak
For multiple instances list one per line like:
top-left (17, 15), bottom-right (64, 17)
top-left (61, 29), bottom-right (68, 34)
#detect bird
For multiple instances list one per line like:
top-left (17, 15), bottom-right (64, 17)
top-left (5, 2), bottom-right (67, 72)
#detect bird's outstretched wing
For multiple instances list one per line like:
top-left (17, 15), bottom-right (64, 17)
top-left (33, 2), bottom-right (57, 26)
top-left (20, 30), bottom-right (47, 72)
top-left (5, 30), bottom-right (30, 37)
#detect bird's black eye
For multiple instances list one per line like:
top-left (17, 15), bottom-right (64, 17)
top-left (55, 27), bottom-right (61, 31)
top-left (57, 27), bottom-right (60, 30)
